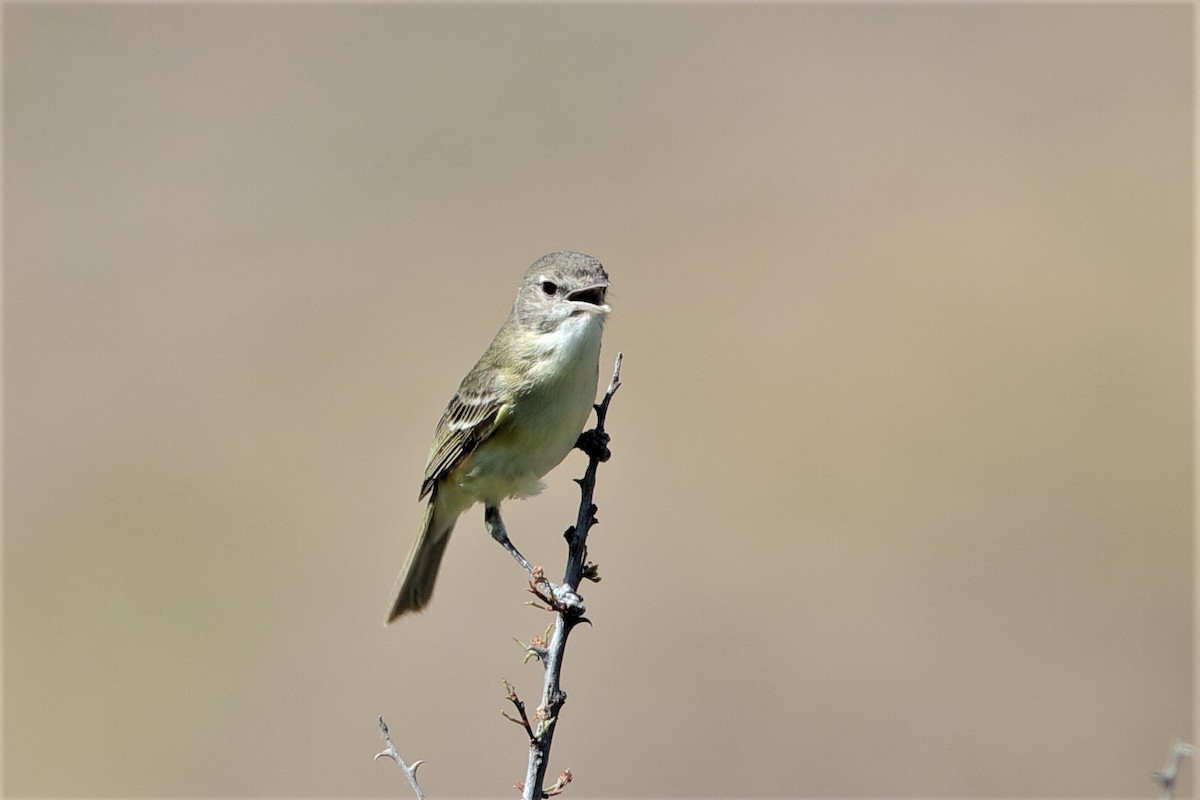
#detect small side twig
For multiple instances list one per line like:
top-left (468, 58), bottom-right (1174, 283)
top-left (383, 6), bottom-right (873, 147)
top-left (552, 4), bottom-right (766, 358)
top-left (1152, 737), bottom-right (1196, 800)
top-left (502, 679), bottom-right (536, 740)
top-left (513, 624), bottom-right (551, 664)
top-left (543, 769), bottom-right (574, 797)
top-left (374, 715), bottom-right (427, 800)
top-left (516, 769), bottom-right (573, 797)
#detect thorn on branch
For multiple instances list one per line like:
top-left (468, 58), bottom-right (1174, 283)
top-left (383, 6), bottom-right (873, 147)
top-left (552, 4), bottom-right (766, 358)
top-left (579, 504), bottom-right (598, 526)
top-left (374, 715), bottom-right (427, 800)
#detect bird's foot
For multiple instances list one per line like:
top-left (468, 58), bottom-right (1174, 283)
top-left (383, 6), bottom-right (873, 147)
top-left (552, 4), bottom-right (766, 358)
top-left (575, 428), bottom-right (611, 462)
top-left (528, 567), bottom-right (587, 616)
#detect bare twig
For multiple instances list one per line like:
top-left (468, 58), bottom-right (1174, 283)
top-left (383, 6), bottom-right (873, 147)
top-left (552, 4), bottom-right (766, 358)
top-left (543, 769), bottom-right (574, 796)
top-left (517, 353), bottom-right (622, 800)
top-left (374, 715), bottom-right (428, 800)
top-left (502, 679), bottom-right (536, 740)
top-left (1152, 737), bottom-right (1196, 800)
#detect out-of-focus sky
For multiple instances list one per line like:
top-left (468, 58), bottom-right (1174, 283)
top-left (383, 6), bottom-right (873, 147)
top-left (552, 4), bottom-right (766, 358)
top-left (3, 4), bottom-right (1192, 797)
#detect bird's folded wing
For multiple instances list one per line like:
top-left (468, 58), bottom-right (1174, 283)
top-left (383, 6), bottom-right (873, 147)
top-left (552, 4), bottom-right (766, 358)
top-left (420, 383), bottom-right (506, 500)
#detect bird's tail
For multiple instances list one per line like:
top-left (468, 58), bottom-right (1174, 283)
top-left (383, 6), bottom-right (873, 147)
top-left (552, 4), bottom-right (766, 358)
top-left (386, 496), bottom-right (458, 622)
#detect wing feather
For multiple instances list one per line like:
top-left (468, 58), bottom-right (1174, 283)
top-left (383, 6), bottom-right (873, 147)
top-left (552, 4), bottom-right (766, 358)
top-left (419, 380), bottom-right (506, 500)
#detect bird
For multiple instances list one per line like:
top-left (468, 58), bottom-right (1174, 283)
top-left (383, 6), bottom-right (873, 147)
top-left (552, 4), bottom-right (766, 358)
top-left (386, 251), bottom-right (611, 621)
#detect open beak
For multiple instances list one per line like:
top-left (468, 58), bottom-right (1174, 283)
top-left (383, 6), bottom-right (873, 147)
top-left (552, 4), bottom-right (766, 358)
top-left (566, 283), bottom-right (610, 314)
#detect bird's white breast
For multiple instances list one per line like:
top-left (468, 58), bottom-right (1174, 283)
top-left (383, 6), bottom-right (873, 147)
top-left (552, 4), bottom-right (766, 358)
top-left (460, 313), bottom-right (604, 503)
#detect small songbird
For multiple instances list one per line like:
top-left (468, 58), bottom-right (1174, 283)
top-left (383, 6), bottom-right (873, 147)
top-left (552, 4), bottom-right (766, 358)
top-left (386, 251), bottom-right (611, 621)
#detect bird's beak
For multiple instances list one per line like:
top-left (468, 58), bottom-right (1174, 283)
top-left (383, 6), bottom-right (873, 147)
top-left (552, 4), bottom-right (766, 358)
top-left (566, 283), bottom-right (611, 314)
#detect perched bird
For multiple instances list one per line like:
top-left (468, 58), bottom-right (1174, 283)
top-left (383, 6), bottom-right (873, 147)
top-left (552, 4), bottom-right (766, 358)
top-left (386, 251), bottom-right (611, 621)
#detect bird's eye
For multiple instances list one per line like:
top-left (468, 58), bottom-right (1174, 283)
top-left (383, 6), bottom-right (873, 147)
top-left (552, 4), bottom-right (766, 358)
top-left (541, 281), bottom-right (558, 296)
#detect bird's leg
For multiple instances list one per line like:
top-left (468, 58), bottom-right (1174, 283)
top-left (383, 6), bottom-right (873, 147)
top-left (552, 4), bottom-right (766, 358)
top-left (487, 503), bottom-right (585, 614)
top-left (485, 504), bottom-right (533, 574)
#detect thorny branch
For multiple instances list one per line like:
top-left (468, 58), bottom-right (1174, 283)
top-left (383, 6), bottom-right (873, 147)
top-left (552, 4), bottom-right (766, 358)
top-left (515, 353), bottom-right (622, 800)
top-left (373, 355), bottom-right (622, 800)
top-left (374, 715), bottom-right (427, 800)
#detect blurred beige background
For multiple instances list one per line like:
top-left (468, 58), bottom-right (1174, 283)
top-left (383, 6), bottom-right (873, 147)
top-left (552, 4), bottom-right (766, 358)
top-left (3, 4), bottom-right (1192, 798)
